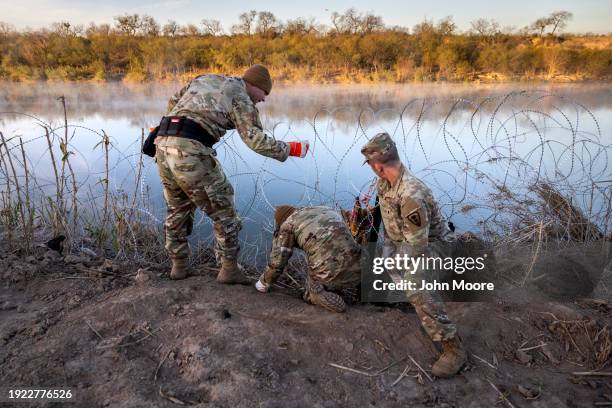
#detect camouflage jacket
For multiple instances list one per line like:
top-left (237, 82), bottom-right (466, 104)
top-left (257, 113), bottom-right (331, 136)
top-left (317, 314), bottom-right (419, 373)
top-left (264, 207), bottom-right (362, 289)
top-left (378, 164), bottom-right (454, 254)
top-left (167, 74), bottom-right (289, 161)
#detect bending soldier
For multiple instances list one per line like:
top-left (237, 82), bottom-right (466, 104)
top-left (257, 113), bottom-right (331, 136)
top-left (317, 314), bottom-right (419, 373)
top-left (361, 132), bottom-right (466, 378)
top-left (154, 65), bottom-right (309, 283)
top-left (255, 206), bottom-right (363, 312)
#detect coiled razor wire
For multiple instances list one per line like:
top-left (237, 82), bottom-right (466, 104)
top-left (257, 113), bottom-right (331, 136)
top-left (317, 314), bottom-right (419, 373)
top-left (0, 90), bottom-right (610, 266)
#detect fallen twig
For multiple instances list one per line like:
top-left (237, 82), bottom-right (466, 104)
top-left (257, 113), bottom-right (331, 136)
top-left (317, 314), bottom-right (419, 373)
top-left (154, 348), bottom-right (172, 383)
top-left (392, 364), bottom-right (412, 386)
top-left (487, 379), bottom-right (516, 408)
top-left (85, 320), bottom-right (103, 340)
top-left (329, 356), bottom-right (406, 377)
top-left (518, 342), bottom-right (548, 352)
top-left (472, 353), bottom-right (497, 369)
top-left (98, 328), bottom-right (160, 349)
top-left (159, 386), bottom-right (188, 405)
top-left (408, 355), bottom-right (433, 382)
top-left (572, 371), bottom-right (612, 377)
top-left (48, 276), bottom-right (96, 282)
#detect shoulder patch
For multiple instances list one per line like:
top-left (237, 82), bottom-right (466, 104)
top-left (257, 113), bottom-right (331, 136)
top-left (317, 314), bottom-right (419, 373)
top-left (407, 209), bottom-right (422, 227)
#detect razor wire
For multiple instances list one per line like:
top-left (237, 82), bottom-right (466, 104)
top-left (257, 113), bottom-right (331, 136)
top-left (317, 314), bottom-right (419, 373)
top-left (0, 90), bottom-right (610, 266)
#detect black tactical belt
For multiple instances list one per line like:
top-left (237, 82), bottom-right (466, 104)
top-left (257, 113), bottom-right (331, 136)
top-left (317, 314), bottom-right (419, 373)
top-left (142, 116), bottom-right (216, 157)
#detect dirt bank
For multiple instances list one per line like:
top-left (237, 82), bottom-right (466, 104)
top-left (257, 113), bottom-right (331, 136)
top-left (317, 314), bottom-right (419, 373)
top-left (0, 251), bottom-right (611, 407)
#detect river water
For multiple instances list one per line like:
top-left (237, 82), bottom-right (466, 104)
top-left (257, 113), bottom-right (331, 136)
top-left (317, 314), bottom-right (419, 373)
top-left (1, 82), bottom-right (610, 262)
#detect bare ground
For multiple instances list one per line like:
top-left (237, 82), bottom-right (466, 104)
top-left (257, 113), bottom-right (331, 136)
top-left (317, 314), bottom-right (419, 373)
top-left (0, 251), bottom-right (611, 408)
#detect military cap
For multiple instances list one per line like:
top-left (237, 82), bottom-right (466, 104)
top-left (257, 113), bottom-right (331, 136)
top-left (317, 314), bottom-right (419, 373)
top-left (360, 132), bottom-right (398, 164)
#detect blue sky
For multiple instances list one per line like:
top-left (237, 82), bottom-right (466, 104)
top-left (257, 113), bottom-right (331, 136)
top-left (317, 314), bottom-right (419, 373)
top-left (5, 0), bottom-right (611, 33)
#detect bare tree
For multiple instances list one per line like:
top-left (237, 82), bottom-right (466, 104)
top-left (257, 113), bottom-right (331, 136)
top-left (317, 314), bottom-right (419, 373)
top-left (436, 16), bottom-right (456, 36)
top-left (330, 11), bottom-right (343, 33)
top-left (360, 13), bottom-right (384, 33)
top-left (162, 20), bottom-right (179, 37)
top-left (0, 21), bottom-right (15, 37)
top-left (141, 15), bottom-right (160, 36)
top-left (343, 8), bottom-right (362, 33)
top-left (284, 17), bottom-right (318, 36)
top-left (413, 19), bottom-right (436, 36)
top-left (256, 11), bottom-right (281, 37)
top-left (549, 10), bottom-right (573, 35)
top-left (51, 21), bottom-right (75, 37)
top-left (330, 8), bottom-right (383, 34)
top-left (331, 9), bottom-right (358, 34)
top-left (470, 18), bottom-right (500, 44)
top-left (470, 18), bottom-right (500, 37)
top-left (530, 17), bottom-right (550, 37)
top-left (201, 19), bottom-right (223, 36)
top-left (232, 10), bottom-right (257, 35)
top-left (180, 24), bottom-right (200, 36)
top-left (85, 23), bottom-right (111, 38)
top-left (114, 14), bottom-right (142, 36)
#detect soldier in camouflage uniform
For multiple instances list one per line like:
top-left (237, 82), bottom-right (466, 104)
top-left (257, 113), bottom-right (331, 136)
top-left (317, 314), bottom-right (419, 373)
top-left (255, 206), bottom-right (363, 312)
top-left (155, 65), bottom-right (309, 282)
top-left (361, 132), bottom-right (466, 378)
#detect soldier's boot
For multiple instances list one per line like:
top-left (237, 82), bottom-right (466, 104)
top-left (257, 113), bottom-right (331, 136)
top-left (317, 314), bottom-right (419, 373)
top-left (431, 337), bottom-right (466, 378)
top-left (170, 258), bottom-right (190, 280)
top-left (303, 281), bottom-right (346, 313)
top-left (216, 258), bottom-right (250, 285)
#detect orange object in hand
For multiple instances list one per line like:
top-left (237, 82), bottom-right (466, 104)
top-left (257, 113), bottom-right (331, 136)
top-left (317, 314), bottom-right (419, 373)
top-left (288, 140), bottom-right (309, 158)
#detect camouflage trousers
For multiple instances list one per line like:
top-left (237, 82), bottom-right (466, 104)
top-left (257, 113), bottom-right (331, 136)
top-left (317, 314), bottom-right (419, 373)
top-left (263, 246), bottom-right (363, 293)
top-left (154, 137), bottom-right (241, 261)
top-left (384, 240), bottom-right (457, 342)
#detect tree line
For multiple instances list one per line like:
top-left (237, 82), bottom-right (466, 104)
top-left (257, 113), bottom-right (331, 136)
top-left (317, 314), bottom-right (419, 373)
top-left (0, 9), bottom-right (609, 82)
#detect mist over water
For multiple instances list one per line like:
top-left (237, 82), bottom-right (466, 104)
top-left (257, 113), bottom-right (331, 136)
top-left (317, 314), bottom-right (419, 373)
top-left (1, 82), bottom-right (610, 264)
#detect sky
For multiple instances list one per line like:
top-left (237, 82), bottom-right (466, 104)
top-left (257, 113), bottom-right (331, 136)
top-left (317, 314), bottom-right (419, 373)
top-left (4, 0), bottom-right (611, 34)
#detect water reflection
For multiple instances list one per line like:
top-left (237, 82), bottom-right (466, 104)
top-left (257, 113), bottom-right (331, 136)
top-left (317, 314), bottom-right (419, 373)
top-left (1, 82), bottom-right (611, 125)
top-left (0, 82), bottom-right (610, 266)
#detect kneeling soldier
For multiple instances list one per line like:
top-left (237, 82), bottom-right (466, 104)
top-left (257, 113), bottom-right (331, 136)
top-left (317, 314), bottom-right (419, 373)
top-left (255, 206), bottom-right (362, 312)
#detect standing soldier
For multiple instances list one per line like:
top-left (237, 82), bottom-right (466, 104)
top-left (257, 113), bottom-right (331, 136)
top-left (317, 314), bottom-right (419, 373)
top-left (154, 65), bottom-right (309, 283)
top-left (255, 206), bottom-right (363, 312)
top-left (361, 132), bottom-right (466, 378)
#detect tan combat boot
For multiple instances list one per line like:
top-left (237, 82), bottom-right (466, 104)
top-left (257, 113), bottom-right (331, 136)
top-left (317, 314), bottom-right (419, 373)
top-left (216, 258), bottom-right (250, 285)
top-left (170, 258), bottom-right (189, 280)
top-left (431, 337), bottom-right (466, 378)
top-left (303, 280), bottom-right (347, 313)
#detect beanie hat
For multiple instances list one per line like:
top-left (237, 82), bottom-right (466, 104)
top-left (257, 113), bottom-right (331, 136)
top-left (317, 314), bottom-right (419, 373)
top-left (243, 64), bottom-right (273, 95)
top-left (274, 205), bottom-right (296, 227)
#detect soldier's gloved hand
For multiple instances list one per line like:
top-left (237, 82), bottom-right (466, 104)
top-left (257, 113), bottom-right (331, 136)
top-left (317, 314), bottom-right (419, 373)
top-left (255, 277), bottom-right (270, 293)
top-left (288, 141), bottom-right (309, 158)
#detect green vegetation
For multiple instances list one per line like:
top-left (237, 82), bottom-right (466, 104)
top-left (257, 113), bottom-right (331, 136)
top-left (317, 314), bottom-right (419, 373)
top-left (0, 10), bottom-right (609, 83)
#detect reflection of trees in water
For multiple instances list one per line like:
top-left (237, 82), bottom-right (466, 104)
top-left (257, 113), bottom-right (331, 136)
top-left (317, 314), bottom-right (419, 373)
top-left (1, 82), bottom-right (611, 125)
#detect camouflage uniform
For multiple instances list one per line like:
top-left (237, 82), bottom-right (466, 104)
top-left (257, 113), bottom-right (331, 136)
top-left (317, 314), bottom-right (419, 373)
top-left (262, 207), bottom-right (362, 291)
top-left (155, 74), bottom-right (290, 261)
top-left (362, 133), bottom-right (457, 342)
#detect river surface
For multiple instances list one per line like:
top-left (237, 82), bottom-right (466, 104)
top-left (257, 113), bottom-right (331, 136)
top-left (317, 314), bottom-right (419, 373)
top-left (1, 82), bottom-right (610, 261)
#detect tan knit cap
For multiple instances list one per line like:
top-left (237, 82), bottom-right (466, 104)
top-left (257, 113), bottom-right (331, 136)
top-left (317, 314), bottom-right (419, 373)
top-left (274, 205), bottom-right (296, 227)
top-left (243, 64), bottom-right (273, 95)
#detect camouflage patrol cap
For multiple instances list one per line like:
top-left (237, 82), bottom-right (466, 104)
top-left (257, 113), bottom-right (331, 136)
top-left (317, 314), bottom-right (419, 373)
top-left (360, 132), bottom-right (399, 164)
